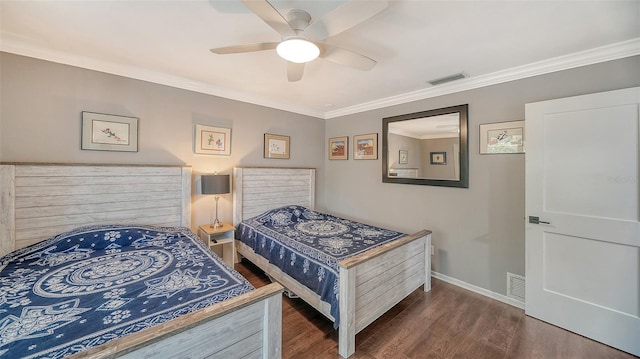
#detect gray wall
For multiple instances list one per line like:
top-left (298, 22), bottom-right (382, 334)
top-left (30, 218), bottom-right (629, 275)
top-left (325, 56), bottom-right (640, 297)
top-left (2, 51), bottom-right (639, 299)
top-left (0, 53), bottom-right (326, 231)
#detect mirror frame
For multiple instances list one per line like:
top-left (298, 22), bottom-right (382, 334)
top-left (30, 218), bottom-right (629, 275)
top-left (382, 104), bottom-right (469, 188)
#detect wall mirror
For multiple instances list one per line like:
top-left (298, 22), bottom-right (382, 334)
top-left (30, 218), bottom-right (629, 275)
top-left (382, 104), bottom-right (468, 188)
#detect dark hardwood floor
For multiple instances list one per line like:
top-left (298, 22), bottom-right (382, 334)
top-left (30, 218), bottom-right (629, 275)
top-left (235, 260), bottom-right (637, 359)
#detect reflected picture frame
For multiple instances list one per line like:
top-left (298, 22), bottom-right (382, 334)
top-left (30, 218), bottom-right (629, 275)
top-left (430, 152), bottom-right (447, 165)
top-left (353, 133), bottom-right (378, 160)
top-left (264, 133), bottom-right (290, 159)
top-left (329, 136), bottom-right (348, 160)
top-left (399, 150), bottom-right (408, 164)
top-left (194, 124), bottom-right (231, 155)
top-left (81, 111), bottom-right (138, 152)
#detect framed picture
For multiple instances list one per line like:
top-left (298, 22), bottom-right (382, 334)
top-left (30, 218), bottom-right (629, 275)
top-left (480, 120), bottom-right (525, 154)
top-left (399, 150), bottom-right (408, 164)
top-left (81, 111), bottom-right (138, 152)
top-left (329, 136), bottom-right (348, 160)
top-left (194, 124), bottom-right (231, 155)
top-left (353, 133), bottom-right (378, 160)
top-left (264, 133), bottom-right (290, 159)
top-left (430, 152), bottom-right (447, 165)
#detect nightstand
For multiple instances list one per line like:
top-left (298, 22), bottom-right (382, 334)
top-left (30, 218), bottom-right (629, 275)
top-left (198, 223), bottom-right (236, 267)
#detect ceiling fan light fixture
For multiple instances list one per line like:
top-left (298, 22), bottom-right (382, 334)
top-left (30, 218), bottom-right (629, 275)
top-left (276, 38), bottom-right (319, 63)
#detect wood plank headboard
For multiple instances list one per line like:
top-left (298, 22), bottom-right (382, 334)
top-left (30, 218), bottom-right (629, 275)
top-left (0, 163), bottom-right (191, 257)
top-left (233, 167), bottom-right (315, 224)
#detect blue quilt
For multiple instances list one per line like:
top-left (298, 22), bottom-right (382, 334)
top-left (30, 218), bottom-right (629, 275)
top-left (0, 225), bottom-right (254, 359)
top-left (237, 205), bottom-right (406, 328)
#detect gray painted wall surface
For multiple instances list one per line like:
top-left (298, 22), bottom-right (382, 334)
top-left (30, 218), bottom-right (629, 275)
top-left (0, 53), bottom-right (326, 232)
top-left (325, 56), bottom-right (640, 296)
top-left (2, 51), bottom-right (639, 299)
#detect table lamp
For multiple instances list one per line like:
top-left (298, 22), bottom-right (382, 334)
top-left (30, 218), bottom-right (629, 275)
top-left (201, 173), bottom-right (230, 229)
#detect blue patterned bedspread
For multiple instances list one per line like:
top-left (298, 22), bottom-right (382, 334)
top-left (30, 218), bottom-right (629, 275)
top-left (0, 225), bottom-right (254, 359)
top-left (237, 205), bottom-right (406, 328)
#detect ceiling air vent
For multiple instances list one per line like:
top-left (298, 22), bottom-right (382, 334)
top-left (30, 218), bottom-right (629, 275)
top-left (427, 73), bottom-right (467, 86)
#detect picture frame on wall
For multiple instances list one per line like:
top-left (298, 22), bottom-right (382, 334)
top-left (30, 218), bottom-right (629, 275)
top-left (194, 124), bottom-right (231, 155)
top-left (264, 133), bottom-right (290, 159)
top-left (353, 133), bottom-right (378, 160)
top-left (81, 111), bottom-right (138, 152)
top-left (329, 136), bottom-right (348, 160)
top-left (430, 151), bottom-right (447, 165)
top-left (399, 150), bottom-right (408, 164)
top-left (479, 120), bottom-right (525, 154)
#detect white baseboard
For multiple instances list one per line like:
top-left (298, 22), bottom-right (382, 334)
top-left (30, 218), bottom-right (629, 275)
top-left (432, 271), bottom-right (525, 310)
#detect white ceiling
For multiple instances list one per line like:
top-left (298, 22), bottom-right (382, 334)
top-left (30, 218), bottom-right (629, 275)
top-left (1, 1), bottom-right (639, 119)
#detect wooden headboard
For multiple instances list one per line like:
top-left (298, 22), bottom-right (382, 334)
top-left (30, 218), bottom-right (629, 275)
top-left (0, 163), bottom-right (191, 257)
top-left (233, 167), bottom-right (315, 224)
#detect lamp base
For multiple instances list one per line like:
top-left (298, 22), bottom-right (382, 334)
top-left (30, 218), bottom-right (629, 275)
top-left (211, 219), bottom-right (223, 229)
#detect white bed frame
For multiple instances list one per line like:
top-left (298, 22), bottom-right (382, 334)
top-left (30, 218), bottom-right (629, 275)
top-left (0, 163), bottom-right (283, 359)
top-left (233, 167), bottom-right (432, 358)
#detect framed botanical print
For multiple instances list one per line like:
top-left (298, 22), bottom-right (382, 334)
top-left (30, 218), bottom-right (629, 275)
top-left (195, 124), bottom-right (231, 155)
top-left (264, 133), bottom-right (290, 159)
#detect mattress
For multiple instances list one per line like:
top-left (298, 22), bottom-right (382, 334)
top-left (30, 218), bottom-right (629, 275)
top-left (0, 224), bottom-right (253, 358)
top-left (236, 205), bottom-right (405, 327)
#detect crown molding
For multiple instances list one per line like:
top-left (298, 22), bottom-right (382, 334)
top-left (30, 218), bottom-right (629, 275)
top-left (2, 36), bottom-right (638, 120)
top-left (0, 36), bottom-right (326, 119)
top-left (324, 37), bottom-right (640, 119)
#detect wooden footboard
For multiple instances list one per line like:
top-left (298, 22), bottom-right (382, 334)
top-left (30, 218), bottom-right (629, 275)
top-left (236, 230), bottom-right (431, 359)
top-left (71, 282), bottom-right (284, 359)
top-left (338, 230), bottom-right (431, 358)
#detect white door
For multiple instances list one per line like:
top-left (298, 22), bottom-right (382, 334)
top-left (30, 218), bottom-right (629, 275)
top-left (525, 87), bottom-right (640, 356)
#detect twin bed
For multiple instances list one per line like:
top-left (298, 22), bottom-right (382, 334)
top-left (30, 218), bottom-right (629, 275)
top-left (0, 163), bottom-right (431, 359)
top-left (233, 167), bottom-right (432, 358)
top-left (0, 164), bottom-right (282, 358)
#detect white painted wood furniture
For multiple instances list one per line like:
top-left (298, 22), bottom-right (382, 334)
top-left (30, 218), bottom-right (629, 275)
top-left (233, 167), bottom-right (432, 358)
top-left (198, 223), bottom-right (237, 266)
top-left (0, 163), bottom-right (283, 359)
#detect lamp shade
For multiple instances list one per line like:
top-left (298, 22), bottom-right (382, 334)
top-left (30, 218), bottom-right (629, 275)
top-left (201, 174), bottom-right (230, 195)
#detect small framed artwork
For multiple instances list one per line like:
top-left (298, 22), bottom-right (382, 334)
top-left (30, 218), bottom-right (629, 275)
top-left (264, 133), bottom-right (290, 159)
top-left (399, 150), bottom-right (408, 164)
top-left (81, 111), bottom-right (138, 152)
top-left (480, 120), bottom-right (525, 154)
top-left (329, 136), bottom-right (348, 160)
top-left (194, 124), bottom-right (231, 155)
top-left (353, 133), bottom-right (378, 160)
top-left (430, 152), bottom-right (447, 165)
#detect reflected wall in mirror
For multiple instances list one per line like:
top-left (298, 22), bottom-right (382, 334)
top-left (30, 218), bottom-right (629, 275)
top-left (382, 104), bottom-right (468, 188)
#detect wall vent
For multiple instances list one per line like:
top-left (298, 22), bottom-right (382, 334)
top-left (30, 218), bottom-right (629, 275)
top-left (427, 72), bottom-right (467, 86)
top-left (507, 272), bottom-right (525, 303)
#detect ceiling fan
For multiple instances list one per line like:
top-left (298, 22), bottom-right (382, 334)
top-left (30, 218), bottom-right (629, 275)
top-left (210, 0), bottom-right (388, 82)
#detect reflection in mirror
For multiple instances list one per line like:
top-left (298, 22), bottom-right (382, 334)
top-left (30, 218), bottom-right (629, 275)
top-left (383, 104), bottom-right (468, 188)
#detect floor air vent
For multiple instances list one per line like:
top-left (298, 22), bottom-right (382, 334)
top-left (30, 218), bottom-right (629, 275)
top-left (507, 272), bottom-right (525, 303)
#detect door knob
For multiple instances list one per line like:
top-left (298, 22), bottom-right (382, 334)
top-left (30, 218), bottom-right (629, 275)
top-left (529, 216), bottom-right (550, 224)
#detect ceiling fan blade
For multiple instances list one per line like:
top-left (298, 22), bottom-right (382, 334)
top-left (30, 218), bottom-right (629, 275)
top-left (320, 45), bottom-right (376, 71)
top-left (305, 0), bottom-right (388, 41)
top-left (241, 0), bottom-right (295, 37)
top-left (287, 62), bottom-right (305, 82)
top-left (210, 42), bottom-right (279, 55)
